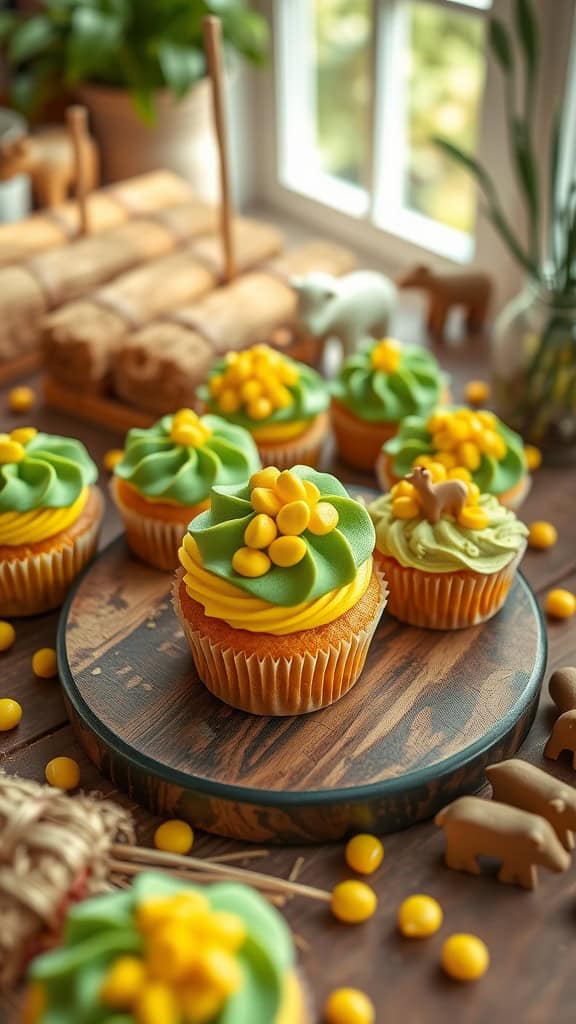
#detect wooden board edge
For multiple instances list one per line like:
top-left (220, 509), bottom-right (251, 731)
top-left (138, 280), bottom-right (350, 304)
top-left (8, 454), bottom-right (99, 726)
top-left (0, 352), bottom-right (42, 385)
top-left (43, 376), bottom-right (155, 432)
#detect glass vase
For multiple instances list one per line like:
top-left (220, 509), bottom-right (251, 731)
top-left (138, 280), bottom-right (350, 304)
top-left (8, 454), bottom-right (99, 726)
top-left (492, 279), bottom-right (576, 462)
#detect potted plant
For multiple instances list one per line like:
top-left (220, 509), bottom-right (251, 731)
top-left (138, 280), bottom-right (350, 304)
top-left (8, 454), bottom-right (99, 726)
top-left (0, 0), bottom-right (268, 196)
top-left (434, 0), bottom-right (576, 461)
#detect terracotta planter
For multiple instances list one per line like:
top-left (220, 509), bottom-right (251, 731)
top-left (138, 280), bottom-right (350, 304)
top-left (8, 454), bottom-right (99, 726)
top-left (78, 82), bottom-right (220, 201)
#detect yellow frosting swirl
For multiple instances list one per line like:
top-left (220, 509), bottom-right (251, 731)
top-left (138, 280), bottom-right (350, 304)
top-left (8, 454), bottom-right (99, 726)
top-left (249, 418), bottom-right (312, 442)
top-left (180, 532), bottom-right (372, 635)
top-left (0, 487), bottom-right (89, 546)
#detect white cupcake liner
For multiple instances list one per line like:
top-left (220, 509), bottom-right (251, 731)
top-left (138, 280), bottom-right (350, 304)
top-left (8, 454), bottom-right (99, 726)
top-left (256, 413), bottom-right (329, 470)
top-left (111, 478), bottom-right (191, 571)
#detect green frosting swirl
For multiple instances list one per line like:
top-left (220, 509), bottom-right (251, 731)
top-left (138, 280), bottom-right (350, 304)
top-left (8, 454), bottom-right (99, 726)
top-left (198, 358), bottom-right (329, 429)
top-left (383, 408), bottom-right (527, 495)
top-left (331, 340), bottom-right (447, 422)
top-left (0, 433), bottom-right (97, 513)
top-left (28, 872), bottom-right (294, 1024)
top-left (114, 414), bottom-right (261, 505)
top-left (369, 492), bottom-right (527, 573)
top-left (189, 466), bottom-right (375, 606)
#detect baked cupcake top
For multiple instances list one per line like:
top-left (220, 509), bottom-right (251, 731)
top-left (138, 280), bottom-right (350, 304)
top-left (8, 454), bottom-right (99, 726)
top-left (383, 407), bottom-right (527, 496)
top-left (114, 409), bottom-right (261, 507)
top-left (197, 344), bottom-right (329, 442)
top-left (0, 427), bottom-right (97, 546)
top-left (368, 466), bottom-right (527, 574)
top-left (179, 465), bottom-right (376, 634)
top-left (26, 872), bottom-right (296, 1024)
top-left (331, 338), bottom-right (447, 423)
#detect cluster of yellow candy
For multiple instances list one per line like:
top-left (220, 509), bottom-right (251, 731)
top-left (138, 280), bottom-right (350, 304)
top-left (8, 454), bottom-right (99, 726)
top-left (421, 408), bottom-right (506, 471)
top-left (170, 409), bottom-right (212, 449)
top-left (390, 469), bottom-right (489, 531)
top-left (232, 467), bottom-right (339, 578)
top-left (100, 891), bottom-right (246, 1024)
top-left (370, 338), bottom-right (402, 374)
top-left (209, 346), bottom-right (298, 421)
top-left (0, 426), bottom-right (37, 465)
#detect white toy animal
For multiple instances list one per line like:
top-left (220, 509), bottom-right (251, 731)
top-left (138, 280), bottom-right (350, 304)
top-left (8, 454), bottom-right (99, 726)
top-left (291, 270), bottom-right (397, 358)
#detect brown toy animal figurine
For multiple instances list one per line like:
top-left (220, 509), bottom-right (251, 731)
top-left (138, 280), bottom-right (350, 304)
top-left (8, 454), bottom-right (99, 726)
top-left (435, 795), bottom-right (570, 889)
top-left (549, 666), bottom-right (576, 714)
top-left (0, 125), bottom-right (99, 208)
top-left (407, 466), bottom-right (468, 524)
top-left (398, 264), bottom-right (492, 338)
top-left (545, 666), bottom-right (576, 769)
top-left (486, 759), bottom-right (576, 851)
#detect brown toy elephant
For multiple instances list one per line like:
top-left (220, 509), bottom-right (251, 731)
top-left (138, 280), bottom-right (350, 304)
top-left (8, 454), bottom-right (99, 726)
top-left (435, 795), bottom-right (570, 889)
top-left (486, 759), bottom-right (576, 851)
top-left (0, 126), bottom-right (99, 208)
top-left (397, 264), bottom-right (492, 338)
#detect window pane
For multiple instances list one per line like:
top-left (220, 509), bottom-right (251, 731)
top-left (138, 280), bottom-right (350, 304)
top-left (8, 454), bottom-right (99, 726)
top-left (315, 0), bottom-right (372, 186)
top-left (405, 2), bottom-right (486, 233)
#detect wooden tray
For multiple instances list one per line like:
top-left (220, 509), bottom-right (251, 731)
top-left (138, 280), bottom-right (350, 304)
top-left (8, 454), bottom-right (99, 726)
top-left (58, 532), bottom-right (547, 844)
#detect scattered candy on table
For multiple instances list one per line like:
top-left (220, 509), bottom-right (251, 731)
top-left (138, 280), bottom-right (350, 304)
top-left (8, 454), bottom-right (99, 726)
top-left (524, 444), bottom-right (542, 471)
top-left (153, 819), bottom-right (194, 855)
top-left (45, 756), bottom-right (81, 790)
top-left (397, 894), bottom-right (443, 938)
top-left (103, 448), bottom-right (124, 472)
top-left (545, 589), bottom-right (576, 620)
top-left (0, 698), bottom-right (22, 732)
top-left (464, 379), bottom-right (490, 405)
top-left (7, 385), bottom-right (35, 413)
top-left (441, 934), bottom-right (490, 981)
top-left (345, 834), bottom-right (384, 875)
top-left (32, 647), bottom-right (58, 679)
top-left (528, 521), bottom-right (558, 550)
top-left (324, 987), bottom-right (376, 1024)
top-left (0, 621), bottom-right (16, 652)
top-left (331, 880), bottom-right (378, 923)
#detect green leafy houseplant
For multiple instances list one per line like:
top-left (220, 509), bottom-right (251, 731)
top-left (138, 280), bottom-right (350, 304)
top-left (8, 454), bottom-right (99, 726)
top-left (0, 0), bottom-right (268, 123)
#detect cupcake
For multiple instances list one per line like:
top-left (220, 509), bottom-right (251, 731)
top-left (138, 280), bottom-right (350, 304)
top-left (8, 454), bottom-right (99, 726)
top-left (174, 465), bottom-right (387, 715)
top-left (197, 344), bottom-right (330, 469)
top-left (378, 406), bottom-right (530, 509)
top-left (331, 337), bottom-right (449, 472)
top-left (368, 465), bottom-right (528, 630)
top-left (21, 871), bottom-right (310, 1024)
top-left (112, 409), bottom-right (261, 571)
top-left (0, 427), bottom-right (103, 616)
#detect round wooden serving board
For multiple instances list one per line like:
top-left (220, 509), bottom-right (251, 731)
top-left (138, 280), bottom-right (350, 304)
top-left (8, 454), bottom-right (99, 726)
top-left (59, 529), bottom-right (547, 844)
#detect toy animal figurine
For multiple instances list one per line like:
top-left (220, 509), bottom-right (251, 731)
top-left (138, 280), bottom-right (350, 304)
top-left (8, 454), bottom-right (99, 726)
top-left (435, 795), bottom-right (570, 889)
top-left (0, 125), bottom-right (99, 208)
top-left (398, 264), bottom-right (492, 338)
top-left (545, 666), bottom-right (576, 769)
top-left (549, 666), bottom-right (576, 713)
top-left (486, 759), bottom-right (576, 851)
top-left (407, 466), bottom-right (468, 523)
top-left (292, 270), bottom-right (397, 359)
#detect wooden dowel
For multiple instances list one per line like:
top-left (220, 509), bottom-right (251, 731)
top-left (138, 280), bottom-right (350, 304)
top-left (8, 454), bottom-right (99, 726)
top-left (67, 105), bottom-right (90, 237)
top-left (203, 15), bottom-right (236, 283)
top-left (207, 849), bottom-right (269, 864)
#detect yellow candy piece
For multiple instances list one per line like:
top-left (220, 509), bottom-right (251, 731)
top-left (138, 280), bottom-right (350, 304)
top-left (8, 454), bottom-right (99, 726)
top-left (392, 496), bottom-right (420, 519)
top-left (545, 589), bottom-right (576, 619)
top-left (209, 375), bottom-right (224, 397)
top-left (528, 520), bottom-right (558, 550)
top-left (0, 698), bottom-right (22, 731)
top-left (432, 430), bottom-right (455, 453)
top-left (200, 947), bottom-right (243, 996)
top-left (269, 384), bottom-right (293, 409)
top-left (100, 956), bottom-right (146, 1009)
top-left (268, 535), bottom-right (307, 567)
top-left (446, 418), bottom-right (470, 443)
top-left (154, 819), bottom-right (194, 855)
top-left (465, 379), bottom-right (490, 405)
top-left (447, 466), bottom-right (472, 482)
top-left (240, 379), bottom-right (263, 403)
top-left (225, 351), bottom-right (239, 365)
top-left (32, 647), bottom-right (58, 679)
top-left (481, 430), bottom-right (506, 460)
top-left (277, 362), bottom-right (299, 386)
top-left (413, 454), bottom-right (433, 470)
top-left (308, 501), bottom-right (339, 535)
top-left (137, 892), bottom-right (209, 933)
top-left (391, 480), bottom-right (417, 498)
top-left (244, 513), bottom-right (278, 549)
top-left (0, 439), bottom-right (25, 464)
top-left (426, 461), bottom-right (448, 482)
top-left (251, 487), bottom-right (282, 517)
top-left (397, 894), bottom-right (443, 938)
top-left (331, 880), bottom-right (377, 924)
top-left (147, 923), bottom-right (200, 983)
top-left (250, 467), bottom-right (281, 490)
top-left (8, 385), bottom-right (35, 413)
top-left (178, 985), bottom-right (225, 1024)
top-left (135, 982), bottom-right (179, 1024)
top-left (345, 834), bottom-right (384, 875)
top-left (232, 547), bottom-right (271, 577)
top-left (45, 756), bottom-right (80, 791)
top-left (204, 911), bottom-right (246, 952)
top-left (103, 448), bottom-right (124, 472)
top-left (172, 408), bottom-right (199, 426)
top-left (477, 410), bottom-right (497, 428)
top-left (434, 451), bottom-right (458, 470)
top-left (427, 410), bottom-right (449, 433)
top-left (277, 499), bottom-right (311, 536)
top-left (523, 443), bottom-right (541, 470)
top-left (302, 479), bottom-right (321, 505)
top-left (441, 933), bottom-right (489, 982)
top-left (371, 338), bottom-right (402, 374)
top-left (10, 426), bottom-right (37, 445)
top-left (466, 482), bottom-right (481, 505)
top-left (274, 470), bottom-right (308, 504)
top-left (457, 441), bottom-right (482, 471)
top-left (171, 424), bottom-right (206, 448)
top-left (218, 389), bottom-right (241, 415)
top-left (324, 988), bottom-right (375, 1024)
top-left (247, 397), bottom-right (273, 421)
top-left (0, 620), bottom-right (16, 651)
top-left (458, 506), bottom-right (489, 530)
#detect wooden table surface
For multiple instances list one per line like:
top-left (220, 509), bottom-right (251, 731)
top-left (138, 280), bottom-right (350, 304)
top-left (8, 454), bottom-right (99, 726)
top-left (1, 336), bottom-right (576, 1024)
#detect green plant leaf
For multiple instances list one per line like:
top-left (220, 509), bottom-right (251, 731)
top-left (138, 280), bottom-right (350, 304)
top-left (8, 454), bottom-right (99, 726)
top-left (157, 41), bottom-right (204, 97)
top-left (66, 6), bottom-right (123, 83)
top-left (515, 0), bottom-right (538, 77)
top-left (489, 17), bottom-right (514, 73)
top-left (220, 7), bottom-right (269, 65)
top-left (8, 16), bottom-right (56, 64)
top-left (511, 117), bottom-right (539, 222)
top-left (0, 12), bottom-right (16, 43)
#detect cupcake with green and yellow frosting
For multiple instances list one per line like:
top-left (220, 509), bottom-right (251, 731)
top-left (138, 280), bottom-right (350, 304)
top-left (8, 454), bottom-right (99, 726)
top-left (331, 338), bottom-right (449, 472)
top-left (174, 465), bottom-right (387, 715)
top-left (197, 344), bottom-right (330, 469)
top-left (368, 465), bottom-right (527, 630)
top-left (21, 872), bottom-right (310, 1024)
top-left (0, 427), bottom-right (102, 616)
top-left (112, 409), bottom-right (261, 571)
top-left (377, 406), bottom-right (530, 509)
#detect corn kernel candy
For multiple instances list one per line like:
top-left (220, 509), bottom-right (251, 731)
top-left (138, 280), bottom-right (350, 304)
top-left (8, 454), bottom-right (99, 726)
top-left (171, 424), bottom-right (206, 448)
top-left (0, 438), bottom-right (25, 463)
top-left (528, 521), bottom-right (558, 550)
top-left (100, 957), bottom-right (146, 1008)
top-left (427, 410), bottom-right (450, 433)
top-left (426, 461), bottom-right (448, 482)
top-left (268, 535), bottom-right (307, 567)
top-left (135, 982), bottom-right (179, 1024)
top-left (277, 500), bottom-right (311, 536)
top-left (274, 470), bottom-right (308, 504)
top-left (209, 375), bottom-right (224, 397)
top-left (232, 547), bottom-right (271, 577)
top-left (251, 487), bottom-right (282, 517)
top-left (545, 589), bottom-right (576, 619)
top-left (392, 496), bottom-right (420, 519)
top-left (45, 756), bottom-right (80, 791)
top-left (441, 934), bottom-right (489, 982)
top-left (391, 480), bottom-right (417, 498)
top-left (331, 881), bottom-right (377, 924)
top-left (10, 426), bottom-right (37, 445)
top-left (8, 385), bottom-right (35, 413)
top-left (137, 893), bottom-right (210, 933)
top-left (465, 379), bottom-right (490, 405)
top-left (458, 506), bottom-right (489, 531)
top-left (247, 397), bottom-right (273, 421)
top-left (244, 514), bottom-right (278, 549)
top-left (218, 389), bottom-right (241, 415)
top-left (0, 620), bottom-right (16, 651)
top-left (240, 379), bottom-right (262, 403)
top-left (302, 479), bottom-right (321, 505)
top-left (434, 451), bottom-right (458, 470)
top-left (324, 988), bottom-right (375, 1024)
top-left (345, 834), bottom-right (384, 875)
top-left (524, 444), bottom-right (542, 470)
top-left (447, 466), bottom-right (472, 482)
top-left (0, 698), bottom-right (22, 731)
top-left (457, 442), bottom-right (482, 471)
top-left (154, 820), bottom-right (194, 855)
top-left (250, 467), bottom-right (281, 490)
top-left (397, 894), bottom-right (443, 938)
top-left (308, 501), bottom-right (339, 535)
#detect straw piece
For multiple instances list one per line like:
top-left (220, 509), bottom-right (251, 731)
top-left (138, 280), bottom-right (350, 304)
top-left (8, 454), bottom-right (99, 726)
top-left (203, 16), bottom-right (235, 282)
top-left (288, 856), bottom-right (306, 883)
top-left (206, 850), bottom-right (270, 864)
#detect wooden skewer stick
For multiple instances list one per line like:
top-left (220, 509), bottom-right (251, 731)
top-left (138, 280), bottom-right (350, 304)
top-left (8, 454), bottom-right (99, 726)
top-left (207, 849), bottom-right (270, 864)
top-left (66, 105), bottom-right (90, 237)
top-left (110, 863), bottom-right (289, 906)
top-left (203, 15), bottom-right (236, 283)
